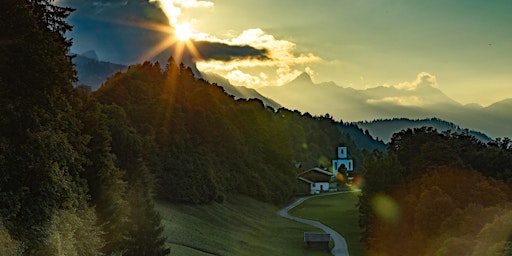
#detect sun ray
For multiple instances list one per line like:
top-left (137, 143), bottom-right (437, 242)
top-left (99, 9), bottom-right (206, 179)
top-left (184, 40), bottom-right (202, 60)
top-left (139, 36), bottom-right (176, 63)
top-left (131, 19), bottom-right (203, 66)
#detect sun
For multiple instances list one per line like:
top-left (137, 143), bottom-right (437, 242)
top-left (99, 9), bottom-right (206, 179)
top-left (175, 23), bottom-right (193, 41)
top-left (135, 20), bottom-right (201, 65)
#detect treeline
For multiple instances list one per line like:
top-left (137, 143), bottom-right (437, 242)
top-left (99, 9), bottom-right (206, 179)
top-left (0, 1), bottom-right (167, 255)
top-left (355, 117), bottom-right (492, 143)
top-left (359, 127), bottom-right (512, 255)
top-left (94, 59), bottom-right (347, 204)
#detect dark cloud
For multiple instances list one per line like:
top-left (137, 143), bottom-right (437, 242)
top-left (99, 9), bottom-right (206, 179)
top-left (59, 0), bottom-right (168, 63)
top-left (150, 41), bottom-right (269, 78)
top-left (59, 0), bottom-right (269, 65)
top-left (192, 41), bottom-right (269, 61)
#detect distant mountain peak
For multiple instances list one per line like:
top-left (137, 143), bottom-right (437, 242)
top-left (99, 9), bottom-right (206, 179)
top-left (81, 50), bottom-right (99, 61)
top-left (291, 72), bottom-right (313, 84)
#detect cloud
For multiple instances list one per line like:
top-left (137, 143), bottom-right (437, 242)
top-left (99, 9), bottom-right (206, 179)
top-left (192, 41), bottom-right (269, 61)
top-left (395, 72), bottom-right (438, 91)
top-left (225, 70), bottom-right (266, 88)
top-left (195, 28), bottom-right (321, 88)
top-left (60, 0), bottom-right (171, 63)
top-left (367, 96), bottom-right (424, 106)
top-left (365, 72), bottom-right (447, 107)
top-left (149, 0), bottom-right (213, 24)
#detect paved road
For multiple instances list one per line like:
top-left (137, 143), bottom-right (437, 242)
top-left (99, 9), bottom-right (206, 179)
top-left (278, 192), bottom-right (350, 256)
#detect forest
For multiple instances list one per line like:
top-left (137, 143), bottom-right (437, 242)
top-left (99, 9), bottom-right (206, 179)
top-left (94, 59), bottom-right (356, 205)
top-left (359, 127), bottom-right (512, 255)
top-left (0, 1), bottom-right (358, 255)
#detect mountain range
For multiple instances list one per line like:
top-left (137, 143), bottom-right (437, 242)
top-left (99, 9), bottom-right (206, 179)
top-left (75, 55), bottom-right (510, 141)
top-left (73, 52), bottom-right (127, 90)
top-left (255, 73), bottom-right (511, 139)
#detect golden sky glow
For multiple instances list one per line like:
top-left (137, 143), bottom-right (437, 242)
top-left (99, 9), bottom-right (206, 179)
top-left (63, 0), bottom-right (511, 106)
top-left (148, 0), bottom-right (512, 106)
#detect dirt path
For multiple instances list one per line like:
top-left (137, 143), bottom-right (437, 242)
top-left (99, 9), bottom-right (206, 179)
top-left (278, 192), bottom-right (350, 256)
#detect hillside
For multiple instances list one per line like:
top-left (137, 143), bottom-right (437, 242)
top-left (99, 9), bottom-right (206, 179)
top-left (338, 123), bottom-right (386, 152)
top-left (201, 71), bottom-right (282, 110)
top-left (354, 117), bottom-right (492, 143)
top-left (94, 59), bottom-right (375, 205)
top-left (157, 195), bottom-right (329, 256)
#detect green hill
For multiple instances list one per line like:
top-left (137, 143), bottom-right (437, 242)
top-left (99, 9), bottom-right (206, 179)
top-left (157, 195), bottom-right (329, 256)
top-left (94, 59), bottom-right (370, 205)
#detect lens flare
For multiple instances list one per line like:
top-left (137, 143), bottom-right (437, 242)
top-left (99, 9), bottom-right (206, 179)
top-left (372, 193), bottom-right (401, 223)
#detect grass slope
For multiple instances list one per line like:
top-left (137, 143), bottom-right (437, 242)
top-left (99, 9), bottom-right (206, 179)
top-left (156, 195), bottom-right (330, 256)
top-left (289, 192), bottom-right (367, 256)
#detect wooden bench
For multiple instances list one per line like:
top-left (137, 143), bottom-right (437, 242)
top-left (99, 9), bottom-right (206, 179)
top-left (304, 232), bottom-right (331, 251)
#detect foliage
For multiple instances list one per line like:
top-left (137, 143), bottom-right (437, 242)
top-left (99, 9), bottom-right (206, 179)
top-left (95, 59), bottom-right (350, 205)
top-left (0, 1), bottom-right (90, 253)
top-left (389, 127), bottom-right (512, 182)
top-left (91, 101), bottom-right (169, 254)
top-left (359, 127), bottom-right (512, 255)
top-left (42, 208), bottom-right (104, 256)
top-left (124, 159), bottom-right (169, 256)
top-left (0, 1), bottom-right (169, 255)
top-left (358, 150), bottom-right (405, 244)
top-left (0, 221), bottom-right (21, 256)
top-left (367, 167), bottom-right (512, 256)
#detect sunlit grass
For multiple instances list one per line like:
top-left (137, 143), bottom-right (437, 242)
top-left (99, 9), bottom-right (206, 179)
top-left (156, 195), bottom-right (329, 256)
top-left (290, 192), bottom-right (367, 256)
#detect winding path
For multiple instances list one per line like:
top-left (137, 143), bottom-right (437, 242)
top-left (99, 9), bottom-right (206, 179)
top-left (278, 192), bottom-right (350, 256)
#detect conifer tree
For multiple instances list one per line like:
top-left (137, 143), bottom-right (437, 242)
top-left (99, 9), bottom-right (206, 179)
top-left (125, 159), bottom-right (169, 256)
top-left (102, 104), bottom-right (169, 255)
top-left (0, 1), bottom-right (100, 254)
top-left (74, 89), bottom-right (130, 255)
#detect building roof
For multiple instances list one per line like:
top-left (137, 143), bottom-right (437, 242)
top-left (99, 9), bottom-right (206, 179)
top-left (297, 167), bottom-right (333, 183)
top-left (298, 167), bottom-right (332, 177)
top-left (297, 177), bottom-right (313, 184)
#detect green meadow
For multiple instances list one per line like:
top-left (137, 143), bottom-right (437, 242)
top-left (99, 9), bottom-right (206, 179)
top-left (157, 195), bottom-right (330, 256)
top-left (290, 192), bottom-right (366, 256)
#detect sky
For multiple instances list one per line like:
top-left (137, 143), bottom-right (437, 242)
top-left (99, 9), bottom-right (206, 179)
top-left (59, 0), bottom-right (512, 106)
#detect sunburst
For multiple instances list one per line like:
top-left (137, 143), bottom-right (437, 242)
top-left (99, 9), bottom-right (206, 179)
top-left (137, 20), bottom-right (201, 65)
top-left (175, 23), bottom-right (193, 42)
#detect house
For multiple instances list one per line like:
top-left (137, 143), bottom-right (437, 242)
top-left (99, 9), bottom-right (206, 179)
top-left (297, 167), bottom-right (333, 195)
top-left (304, 232), bottom-right (331, 251)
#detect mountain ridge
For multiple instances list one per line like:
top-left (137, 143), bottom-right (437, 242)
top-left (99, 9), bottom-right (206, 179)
top-left (354, 117), bottom-right (492, 143)
top-left (256, 72), bottom-right (511, 139)
top-left (73, 54), bottom-right (127, 90)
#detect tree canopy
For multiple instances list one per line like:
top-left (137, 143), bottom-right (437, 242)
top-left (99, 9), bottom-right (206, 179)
top-left (359, 127), bottom-right (512, 255)
top-left (95, 59), bottom-right (355, 205)
top-left (1, 1), bottom-right (168, 255)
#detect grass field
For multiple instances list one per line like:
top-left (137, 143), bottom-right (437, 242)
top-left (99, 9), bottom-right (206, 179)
top-left (156, 195), bottom-right (331, 256)
top-left (289, 192), bottom-right (367, 256)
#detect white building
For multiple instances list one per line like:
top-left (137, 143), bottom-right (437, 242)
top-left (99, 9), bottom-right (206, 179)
top-left (332, 146), bottom-right (354, 180)
top-left (297, 168), bottom-right (333, 194)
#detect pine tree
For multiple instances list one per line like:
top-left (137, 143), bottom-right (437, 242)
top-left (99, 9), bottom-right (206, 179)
top-left (102, 104), bottom-right (169, 255)
top-left (0, 1), bottom-right (98, 254)
top-left (125, 159), bottom-right (169, 256)
top-left (74, 89), bottom-right (130, 255)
